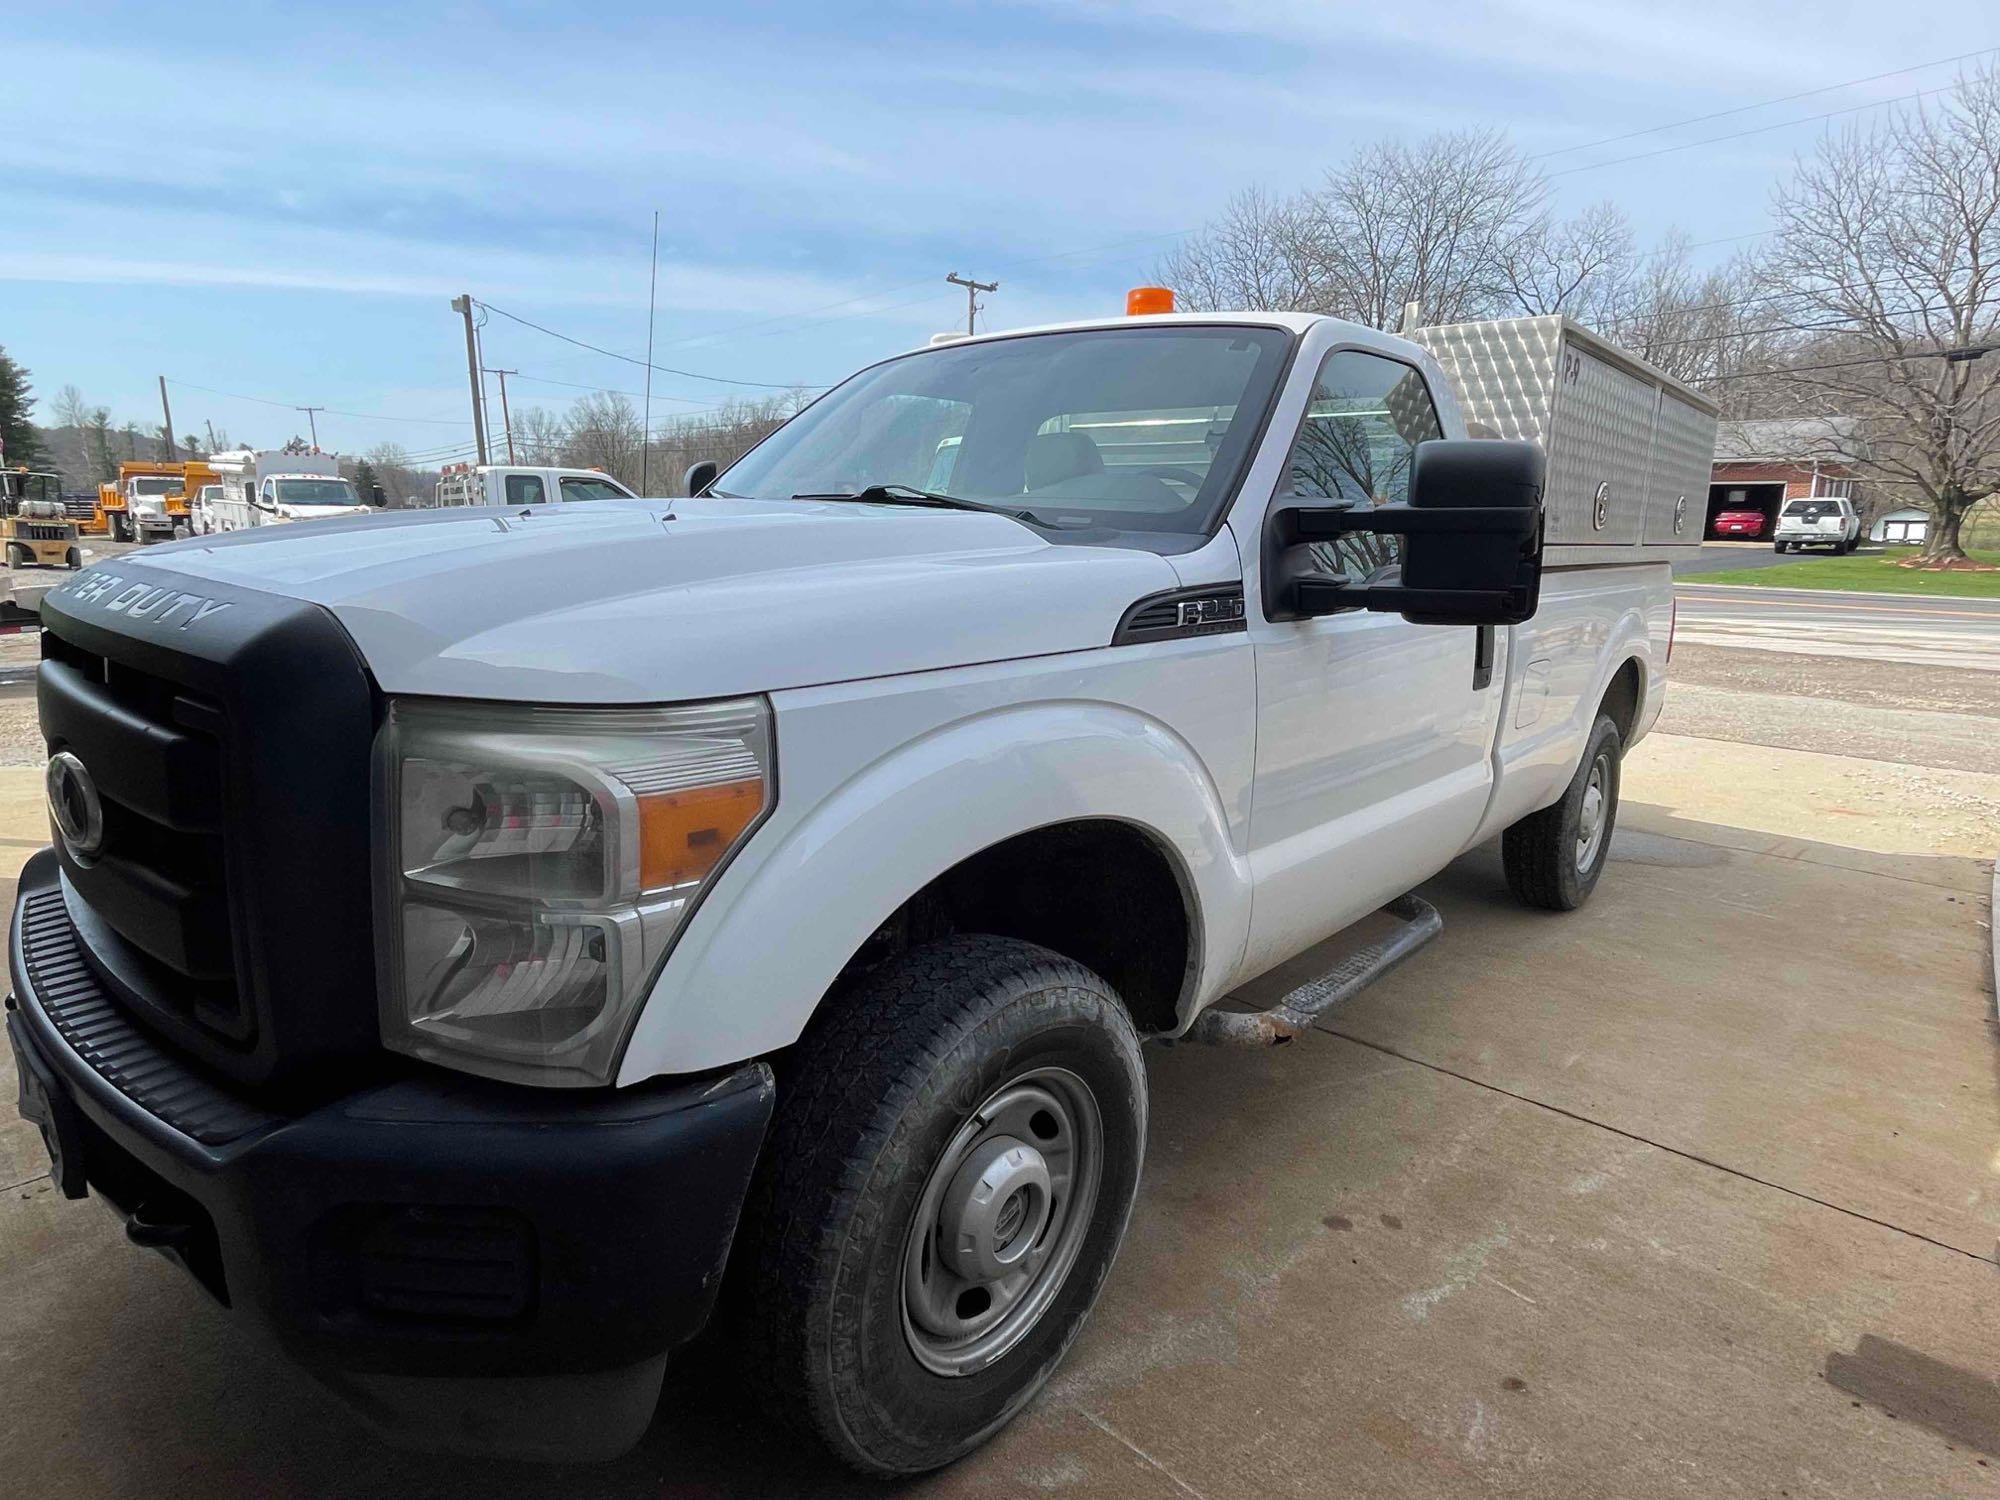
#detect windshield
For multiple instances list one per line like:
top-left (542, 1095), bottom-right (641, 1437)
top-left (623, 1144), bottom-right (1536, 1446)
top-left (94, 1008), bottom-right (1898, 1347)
top-left (719, 325), bottom-right (1294, 537)
top-left (131, 477), bottom-right (177, 496)
top-left (275, 478), bottom-right (362, 506)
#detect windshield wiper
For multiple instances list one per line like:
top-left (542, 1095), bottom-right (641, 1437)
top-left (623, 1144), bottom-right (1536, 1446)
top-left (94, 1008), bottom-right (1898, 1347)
top-left (791, 483), bottom-right (1043, 524)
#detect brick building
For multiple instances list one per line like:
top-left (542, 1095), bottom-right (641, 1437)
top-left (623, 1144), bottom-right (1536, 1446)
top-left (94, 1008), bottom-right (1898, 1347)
top-left (1707, 417), bottom-right (1866, 540)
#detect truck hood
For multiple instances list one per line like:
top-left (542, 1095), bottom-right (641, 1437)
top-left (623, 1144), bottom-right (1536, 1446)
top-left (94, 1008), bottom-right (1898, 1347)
top-left (96, 498), bottom-right (1183, 700)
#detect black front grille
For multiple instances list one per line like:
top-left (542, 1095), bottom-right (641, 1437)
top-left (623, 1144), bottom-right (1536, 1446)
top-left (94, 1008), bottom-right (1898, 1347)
top-left (38, 563), bottom-right (382, 1087)
top-left (22, 523), bottom-right (72, 541)
top-left (40, 632), bottom-right (252, 1042)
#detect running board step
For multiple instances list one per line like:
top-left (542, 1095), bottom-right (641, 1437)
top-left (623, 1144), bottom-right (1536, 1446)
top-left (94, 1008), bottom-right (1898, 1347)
top-left (1185, 893), bottom-right (1443, 1047)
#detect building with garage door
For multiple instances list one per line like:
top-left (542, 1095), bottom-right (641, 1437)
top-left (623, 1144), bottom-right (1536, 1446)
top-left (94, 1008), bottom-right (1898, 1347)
top-left (1708, 418), bottom-right (1866, 540)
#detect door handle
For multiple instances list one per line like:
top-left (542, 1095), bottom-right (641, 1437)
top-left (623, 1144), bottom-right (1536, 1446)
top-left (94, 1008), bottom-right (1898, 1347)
top-left (1472, 625), bottom-right (1495, 690)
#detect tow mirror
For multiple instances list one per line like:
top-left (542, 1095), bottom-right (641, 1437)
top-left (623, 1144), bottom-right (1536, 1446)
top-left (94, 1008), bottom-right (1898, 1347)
top-left (683, 459), bottom-right (719, 498)
top-left (1264, 439), bottom-right (1544, 627)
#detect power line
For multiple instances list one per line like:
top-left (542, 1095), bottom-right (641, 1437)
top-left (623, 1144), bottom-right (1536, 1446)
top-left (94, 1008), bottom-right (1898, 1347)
top-left (1547, 83), bottom-right (1960, 179)
top-left (1590, 273), bottom-right (1998, 334)
top-left (165, 377), bottom-right (472, 427)
top-left (1635, 290), bottom-right (2000, 352)
top-left (1702, 345), bottom-right (1996, 384)
top-left (473, 299), bottom-right (825, 389)
top-left (504, 370), bottom-right (722, 406)
top-left (1531, 46), bottom-right (2000, 161)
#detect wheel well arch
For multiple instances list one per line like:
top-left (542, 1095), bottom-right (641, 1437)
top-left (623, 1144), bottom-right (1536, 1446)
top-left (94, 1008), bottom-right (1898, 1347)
top-left (1599, 655), bottom-right (1644, 746)
top-left (827, 818), bottom-right (1196, 1036)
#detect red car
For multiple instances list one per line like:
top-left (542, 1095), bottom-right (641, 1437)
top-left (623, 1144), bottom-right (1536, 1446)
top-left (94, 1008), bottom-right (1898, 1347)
top-left (1712, 509), bottom-right (1767, 539)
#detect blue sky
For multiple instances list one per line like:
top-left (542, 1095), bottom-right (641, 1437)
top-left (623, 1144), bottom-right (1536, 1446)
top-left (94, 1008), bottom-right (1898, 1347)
top-left (5, 1), bottom-right (1997, 461)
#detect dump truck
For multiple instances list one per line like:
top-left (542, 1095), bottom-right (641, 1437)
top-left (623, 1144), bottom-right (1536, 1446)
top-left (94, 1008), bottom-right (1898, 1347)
top-left (96, 460), bottom-right (214, 543)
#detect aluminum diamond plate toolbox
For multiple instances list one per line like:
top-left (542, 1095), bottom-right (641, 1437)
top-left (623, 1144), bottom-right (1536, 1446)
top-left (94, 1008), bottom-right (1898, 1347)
top-left (1410, 315), bottom-right (1718, 564)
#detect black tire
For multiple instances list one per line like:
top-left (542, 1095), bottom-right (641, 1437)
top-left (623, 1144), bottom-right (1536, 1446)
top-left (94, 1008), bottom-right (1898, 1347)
top-left (4, 543), bottom-right (25, 569)
top-left (64, 547), bottom-right (81, 570)
top-left (110, 514), bottom-right (129, 543)
top-left (1772, 540), bottom-right (1787, 553)
top-left (1502, 713), bottom-right (1622, 912)
top-left (736, 935), bottom-right (1147, 1475)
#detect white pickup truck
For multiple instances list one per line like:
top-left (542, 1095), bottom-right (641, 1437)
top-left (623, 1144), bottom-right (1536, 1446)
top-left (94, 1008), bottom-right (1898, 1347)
top-left (430, 462), bottom-right (637, 508)
top-left (9, 305), bottom-right (1711, 1472)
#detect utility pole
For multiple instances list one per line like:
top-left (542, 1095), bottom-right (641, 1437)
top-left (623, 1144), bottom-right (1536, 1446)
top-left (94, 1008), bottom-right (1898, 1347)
top-left (157, 376), bottom-right (177, 460)
top-left (484, 369), bottom-right (518, 463)
top-left (945, 272), bottom-right (998, 336)
top-left (296, 406), bottom-right (325, 451)
top-left (203, 419), bottom-right (217, 453)
top-left (450, 294), bottom-right (490, 465)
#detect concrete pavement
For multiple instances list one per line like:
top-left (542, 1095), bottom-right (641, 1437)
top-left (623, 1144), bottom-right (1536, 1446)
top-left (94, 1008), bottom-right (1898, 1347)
top-left (1673, 583), bottom-right (2000, 672)
top-left (3, 797), bottom-right (1996, 1496)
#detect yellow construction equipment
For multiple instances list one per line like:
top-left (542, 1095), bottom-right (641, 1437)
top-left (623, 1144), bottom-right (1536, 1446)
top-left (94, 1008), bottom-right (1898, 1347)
top-left (0, 468), bottom-right (83, 569)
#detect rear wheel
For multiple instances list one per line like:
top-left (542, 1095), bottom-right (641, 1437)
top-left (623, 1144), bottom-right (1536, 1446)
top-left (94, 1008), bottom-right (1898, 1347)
top-left (1773, 540), bottom-right (1787, 553)
top-left (1503, 714), bottom-right (1622, 911)
top-left (737, 935), bottom-right (1147, 1475)
top-left (64, 547), bottom-right (81, 570)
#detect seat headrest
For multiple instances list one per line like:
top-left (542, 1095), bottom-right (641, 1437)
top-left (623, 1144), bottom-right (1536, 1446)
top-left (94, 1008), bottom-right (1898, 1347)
top-left (1025, 430), bottom-right (1105, 490)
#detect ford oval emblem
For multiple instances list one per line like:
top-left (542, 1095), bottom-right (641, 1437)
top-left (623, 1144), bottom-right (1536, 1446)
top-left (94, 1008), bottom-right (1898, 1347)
top-left (47, 751), bottom-right (105, 862)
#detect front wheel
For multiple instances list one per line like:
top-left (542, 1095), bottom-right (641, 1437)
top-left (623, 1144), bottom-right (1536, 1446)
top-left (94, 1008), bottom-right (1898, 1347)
top-left (737, 935), bottom-right (1147, 1475)
top-left (1502, 714), bottom-right (1623, 911)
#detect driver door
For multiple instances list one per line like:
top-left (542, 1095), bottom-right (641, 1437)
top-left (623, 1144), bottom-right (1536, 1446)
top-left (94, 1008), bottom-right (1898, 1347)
top-left (1241, 345), bottom-right (1503, 973)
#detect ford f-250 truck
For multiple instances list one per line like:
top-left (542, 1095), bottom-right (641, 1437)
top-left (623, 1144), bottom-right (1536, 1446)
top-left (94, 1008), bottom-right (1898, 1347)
top-left (8, 301), bottom-right (1712, 1473)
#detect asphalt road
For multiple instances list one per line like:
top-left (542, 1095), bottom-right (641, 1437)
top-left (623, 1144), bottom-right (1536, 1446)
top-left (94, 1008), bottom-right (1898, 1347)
top-left (1673, 581), bottom-right (2000, 672)
top-left (1670, 540), bottom-right (1837, 576)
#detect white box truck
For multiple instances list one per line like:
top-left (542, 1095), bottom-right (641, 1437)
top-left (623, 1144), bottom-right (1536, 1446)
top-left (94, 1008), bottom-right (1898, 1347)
top-left (193, 450), bottom-right (373, 533)
top-left (12, 301), bottom-right (1710, 1471)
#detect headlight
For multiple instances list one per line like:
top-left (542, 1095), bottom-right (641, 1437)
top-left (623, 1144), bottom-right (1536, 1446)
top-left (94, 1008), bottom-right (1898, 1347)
top-left (376, 697), bottom-right (773, 1085)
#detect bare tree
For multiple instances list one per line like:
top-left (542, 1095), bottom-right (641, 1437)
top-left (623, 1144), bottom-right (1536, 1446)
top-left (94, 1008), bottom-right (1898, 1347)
top-left (512, 406), bottom-right (568, 465)
top-left (365, 441), bottom-right (422, 507)
top-left (1159, 187), bottom-right (1319, 313)
top-left (1163, 130), bottom-right (1547, 329)
top-left (561, 392), bottom-right (646, 487)
top-left (644, 392), bottom-right (815, 495)
top-left (1756, 69), bottom-right (2000, 564)
top-left (1311, 129), bottom-right (1547, 328)
top-left (1500, 201), bottom-right (1635, 323)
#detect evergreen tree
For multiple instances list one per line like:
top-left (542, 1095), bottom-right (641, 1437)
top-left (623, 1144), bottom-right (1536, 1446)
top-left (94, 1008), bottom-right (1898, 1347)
top-left (0, 346), bottom-right (46, 471)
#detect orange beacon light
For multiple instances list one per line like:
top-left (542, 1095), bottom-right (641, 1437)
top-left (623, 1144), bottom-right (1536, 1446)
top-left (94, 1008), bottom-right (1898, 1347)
top-left (1126, 286), bottom-right (1176, 316)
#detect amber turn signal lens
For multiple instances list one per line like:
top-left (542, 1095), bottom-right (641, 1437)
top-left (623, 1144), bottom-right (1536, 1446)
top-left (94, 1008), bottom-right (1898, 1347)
top-left (1126, 286), bottom-right (1176, 316)
top-left (638, 778), bottom-right (766, 890)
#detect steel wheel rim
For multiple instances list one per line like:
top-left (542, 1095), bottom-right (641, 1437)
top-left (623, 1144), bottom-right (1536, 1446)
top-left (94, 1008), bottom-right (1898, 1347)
top-left (901, 1066), bottom-right (1103, 1377)
top-left (1576, 754), bottom-right (1610, 872)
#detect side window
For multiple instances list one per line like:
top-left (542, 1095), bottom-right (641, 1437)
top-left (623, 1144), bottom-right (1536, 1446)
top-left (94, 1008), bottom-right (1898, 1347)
top-left (1281, 349), bottom-right (1442, 581)
top-left (559, 476), bottom-right (632, 503)
top-left (504, 474), bottom-right (546, 505)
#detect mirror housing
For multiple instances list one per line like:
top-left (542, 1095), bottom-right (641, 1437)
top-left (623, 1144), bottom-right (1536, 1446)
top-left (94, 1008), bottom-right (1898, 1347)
top-left (683, 459), bottom-right (719, 498)
top-left (1264, 439), bottom-right (1544, 627)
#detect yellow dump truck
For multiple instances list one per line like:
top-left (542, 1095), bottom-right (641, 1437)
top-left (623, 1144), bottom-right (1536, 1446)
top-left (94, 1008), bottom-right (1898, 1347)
top-left (96, 459), bottom-right (216, 543)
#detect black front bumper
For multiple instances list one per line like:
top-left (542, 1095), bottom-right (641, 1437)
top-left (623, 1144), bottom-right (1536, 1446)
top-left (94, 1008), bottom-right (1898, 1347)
top-left (8, 849), bottom-right (776, 1459)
